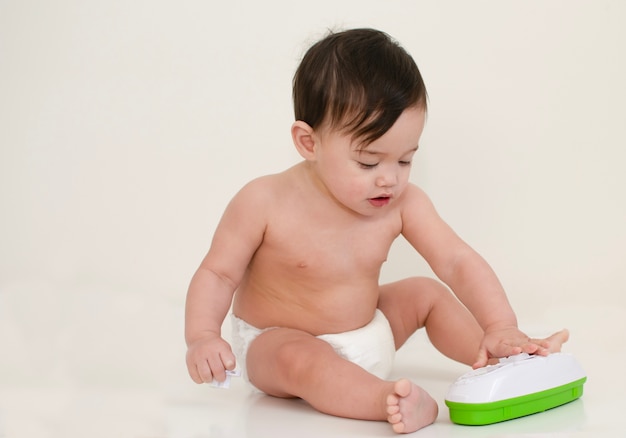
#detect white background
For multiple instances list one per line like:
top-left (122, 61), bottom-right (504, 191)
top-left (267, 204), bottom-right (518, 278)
top-left (1, 1), bottom-right (624, 436)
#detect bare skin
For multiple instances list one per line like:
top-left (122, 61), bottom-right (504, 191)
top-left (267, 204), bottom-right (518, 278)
top-left (185, 108), bottom-right (569, 433)
top-left (387, 380), bottom-right (438, 433)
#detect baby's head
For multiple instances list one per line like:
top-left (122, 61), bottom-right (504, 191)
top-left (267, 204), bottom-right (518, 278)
top-left (293, 28), bottom-right (427, 146)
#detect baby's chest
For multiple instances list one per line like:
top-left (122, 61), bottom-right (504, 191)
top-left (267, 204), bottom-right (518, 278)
top-left (263, 221), bottom-right (397, 274)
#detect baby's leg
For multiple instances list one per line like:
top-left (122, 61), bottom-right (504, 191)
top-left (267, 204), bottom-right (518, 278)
top-left (246, 327), bottom-right (437, 433)
top-left (379, 277), bottom-right (484, 365)
top-left (378, 277), bottom-right (569, 366)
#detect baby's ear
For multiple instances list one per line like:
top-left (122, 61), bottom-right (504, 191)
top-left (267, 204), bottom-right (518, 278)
top-left (291, 121), bottom-right (317, 160)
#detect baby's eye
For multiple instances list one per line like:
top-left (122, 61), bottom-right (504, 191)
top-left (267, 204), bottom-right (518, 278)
top-left (358, 162), bottom-right (379, 169)
top-left (399, 160), bottom-right (412, 166)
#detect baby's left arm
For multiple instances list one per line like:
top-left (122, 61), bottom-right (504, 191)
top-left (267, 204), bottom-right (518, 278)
top-left (400, 185), bottom-right (542, 366)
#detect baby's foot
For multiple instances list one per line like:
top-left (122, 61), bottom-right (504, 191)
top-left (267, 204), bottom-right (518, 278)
top-left (532, 329), bottom-right (570, 353)
top-left (386, 379), bottom-right (438, 434)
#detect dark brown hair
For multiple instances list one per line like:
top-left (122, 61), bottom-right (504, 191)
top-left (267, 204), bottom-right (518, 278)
top-left (293, 28), bottom-right (427, 145)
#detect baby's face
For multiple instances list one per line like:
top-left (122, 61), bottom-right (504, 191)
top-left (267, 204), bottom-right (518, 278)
top-left (312, 107), bottom-right (425, 216)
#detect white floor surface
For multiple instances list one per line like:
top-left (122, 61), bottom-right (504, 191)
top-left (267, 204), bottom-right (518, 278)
top-left (0, 297), bottom-right (622, 438)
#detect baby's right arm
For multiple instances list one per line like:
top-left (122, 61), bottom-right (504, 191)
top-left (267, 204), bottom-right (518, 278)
top-left (185, 266), bottom-right (239, 384)
top-left (184, 178), bottom-right (270, 383)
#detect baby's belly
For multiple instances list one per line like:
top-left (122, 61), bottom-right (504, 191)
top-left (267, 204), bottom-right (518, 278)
top-left (232, 281), bottom-right (380, 336)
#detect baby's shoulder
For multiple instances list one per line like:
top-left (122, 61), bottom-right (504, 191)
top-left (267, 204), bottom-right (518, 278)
top-left (396, 183), bottom-right (438, 220)
top-left (399, 182), bottom-right (430, 204)
top-left (238, 170), bottom-right (291, 197)
top-left (232, 168), bottom-right (297, 209)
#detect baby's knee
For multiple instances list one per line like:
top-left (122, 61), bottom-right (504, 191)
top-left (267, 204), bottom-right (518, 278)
top-left (404, 277), bottom-right (458, 312)
top-left (273, 334), bottom-right (333, 378)
top-left (380, 277), bottom-right (450, 311)
top-left (404, 276), bottom-right (450, 296)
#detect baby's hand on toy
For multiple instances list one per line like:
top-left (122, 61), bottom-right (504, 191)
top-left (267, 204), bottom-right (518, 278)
top-left (186, 332), bottom-right (237, 384)
top-left (472, 326), bottom-right (550, 369)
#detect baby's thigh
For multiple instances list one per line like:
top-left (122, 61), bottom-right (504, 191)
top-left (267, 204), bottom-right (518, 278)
top-left (246, 327), bottom-right (336, 397)
top-left (378, 276), bottom-right (451, 348)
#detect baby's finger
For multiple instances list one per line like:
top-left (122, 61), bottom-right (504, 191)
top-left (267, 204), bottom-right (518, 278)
top-left (188, 365), bottom-right (203, 384)
top-left (472, 348), bottom-right (489, 369)
top-left (186, 352), bottom-right (207, 384)
top-left (220, 350), bottom-right (237, 371)
top-left (488, 341), bottom-right (524, 360)
top-left (197, 359), bottom-right (215, 383)
top-left (523, 340), bottom-right (549, 356)
top-left (530, 338), bottom-right (551, 349)
top-left (207, 354), bottom-right (228, 382)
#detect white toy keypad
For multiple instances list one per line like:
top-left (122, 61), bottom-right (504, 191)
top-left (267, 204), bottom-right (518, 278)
top-left (455, 354), bottom-right (535, 385)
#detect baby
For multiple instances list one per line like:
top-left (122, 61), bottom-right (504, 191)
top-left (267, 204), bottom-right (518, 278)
top-left (185, 28), bottom-right (568, 434)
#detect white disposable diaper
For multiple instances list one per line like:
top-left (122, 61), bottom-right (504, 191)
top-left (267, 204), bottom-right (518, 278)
top-left (230, 309), bottom-right (396, 389)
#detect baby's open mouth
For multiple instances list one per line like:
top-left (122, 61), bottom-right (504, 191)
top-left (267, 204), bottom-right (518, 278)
top-left (369, 196), bottom-right (391, 207)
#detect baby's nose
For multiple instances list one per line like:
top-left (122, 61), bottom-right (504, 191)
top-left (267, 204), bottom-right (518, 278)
top-left (376, 172), bottom-right (397, 187)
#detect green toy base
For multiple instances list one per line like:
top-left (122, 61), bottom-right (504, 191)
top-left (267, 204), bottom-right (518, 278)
top-left (445, 377), bottom-right (586, 425)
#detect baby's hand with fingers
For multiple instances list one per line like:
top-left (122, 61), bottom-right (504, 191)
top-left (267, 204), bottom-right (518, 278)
top-left (186, 333), bottom-right (237, 384)
top-left (472, 327), bottom-right (570, 369)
